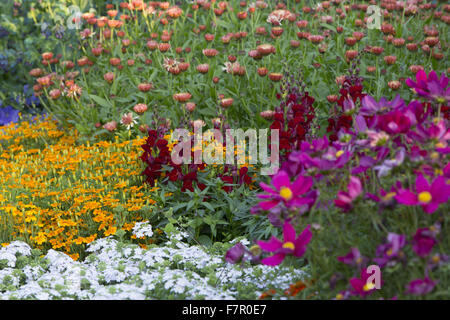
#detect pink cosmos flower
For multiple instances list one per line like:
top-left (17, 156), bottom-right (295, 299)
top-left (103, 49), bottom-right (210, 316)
top-left (334, 176), bottom-right (363, 212)
top-left (349, 268), bottom-right (380, 297)
top-left (257, 222), bottom-right (312, 266)
top-left (373, 233), bottom-right (407, 267)
top-left (337, 247), bottom-right (364, 266)
top-left (406, 70), bottom-right (449, 104)
top-left (258, 170), bottom-right (315, 211)
top-left (412, 227), bottom-right (436, 258)
top-left (394, 174), bottom-right (449, 214)
top-left (405, 277), bottom-right (437, 296)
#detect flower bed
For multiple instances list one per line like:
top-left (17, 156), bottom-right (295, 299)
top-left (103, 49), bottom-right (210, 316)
top-left (1, 0), bottom-right (449, 300)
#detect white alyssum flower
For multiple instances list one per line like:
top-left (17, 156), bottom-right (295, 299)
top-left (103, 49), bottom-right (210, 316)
top-left (0, 239), bottom-right (308, 300)
top-left (132, 221), bottom-right (153, 239)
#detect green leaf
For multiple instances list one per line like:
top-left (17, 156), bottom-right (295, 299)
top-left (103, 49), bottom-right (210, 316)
top-left (201, 202), bottom-right (215, 212)
top-left (89, 94), bottom-right (112, 108)
top-left (197, 235), bottom-right (212, 247)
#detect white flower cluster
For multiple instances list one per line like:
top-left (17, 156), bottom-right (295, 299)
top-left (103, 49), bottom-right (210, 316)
top-left (132, 221), bottom-right (154, 239)
top-left (0, 238), bottom-right (308, 300)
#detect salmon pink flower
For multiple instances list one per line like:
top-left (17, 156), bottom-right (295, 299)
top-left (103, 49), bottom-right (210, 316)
top-left (133, 103), bottom-right (148, 114)
top-left (394, 174), bottom-right (450, 214)
top-left (120, 112), bottom-right (138, 129)
top-left (257, 222), bottom-right (312, 266)
top-left (173, 93), bottom-right (192, 103)
top-left (138, 83), bottom-right (153, 92)
top-left (202, 48), bottom-right (219, 57)
top-left (49, 89), bottom-right (61, 100)
top-left (197, 64), bottom-right (209, 74)
top-left (103, 121), bottom-right (117, 132)
top-left (258, 170), bottom-right (315, 211)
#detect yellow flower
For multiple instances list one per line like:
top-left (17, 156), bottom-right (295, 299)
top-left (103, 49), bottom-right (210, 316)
top-left (104, 226), bottom-right (117, 236)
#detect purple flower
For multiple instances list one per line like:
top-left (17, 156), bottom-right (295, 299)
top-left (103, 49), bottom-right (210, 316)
top-left (412, 228), bottom-right (436, 258)
top-left (377, 110), bottom-right (412, 135)
top-left (360, 94), bottom-right (405, 116)
top-left (337, 247), bottom-right (364, 266)
top-left (0, 105), bottom-right (20, 126)
top-left (257, 222), bottom-right (312, 266)
top-left (373, 233), bottom-right (406, 267)
top-left (258, 170), bottom-right (315, 211)
top-left (343, 98), bottom-right (356, 114)
top-left (405, 277), bottom-right (437, 296)
top-left (406, 70), bottom-right (450, 104)
top-left (334, 176), bottom-right (363, 212)
top-left (351, 155), bottom-right (377, 174)
top-left (409, 119), bottom-right (449, 146)
top-left (349, 268), bottom-right (380, 297)
top-left (225, 243), bottom-right (246, 264)
top-left (394, 174), bottom-right (450, 214)
top-left (373, 148), bottom-right (405, 178)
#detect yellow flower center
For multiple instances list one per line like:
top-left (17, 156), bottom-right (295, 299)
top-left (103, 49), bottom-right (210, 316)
top-left (282, 241), bottom-right (295, 250)
top-left (435, 142), bottom-right (445, 149)
top-left (363, 282), bottom-right (376, 291)
top-left (336, 150), bottom-right (344, 158)
top-left (336, 293), bottom-right (344, 300)
top-left (280, 187), bottom-right (293, 201)
top-left (250, 245), bottom-right (262, 256)
top-left (386, 248), bottom-right (393, 256)
top-left (418, 191), bottom-right (432, 203)
top-left (382, 192), bottom-right (396, 201)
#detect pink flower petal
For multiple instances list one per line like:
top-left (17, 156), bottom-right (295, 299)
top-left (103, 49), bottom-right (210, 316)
top-left (259, 200), bottom-right (279, 211)
top-left (260, 182), bottom-right (276, 194)
top-left (271, 170), bottom-right (291, 190)
top-left (430, 176), bottom-right (450, 203)
top-left (415, 174), bottom-right (430, 193)
top-left (394, 189), bottom-right (418, 205)
top-left (261, 253), bottom-right (285, 266)
top-left (348, 176), bottom-right (362, 199)
top-left (295, 225), bottom-right (312, 248)
top-left (423, 202), bottom-right (439, 214)
top-left (291, 175), bottom-right (313, 195)
top-left (257, 236), bottom-right (283, 252)
top-left (283, 221), bottom-right (296, 243)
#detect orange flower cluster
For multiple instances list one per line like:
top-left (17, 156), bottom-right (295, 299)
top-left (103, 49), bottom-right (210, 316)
top-left (0, 117), bottom-right (159, 259)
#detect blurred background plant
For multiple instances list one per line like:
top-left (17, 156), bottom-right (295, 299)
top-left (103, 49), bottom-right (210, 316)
top-left (0, 0), bottom-right (105, 121)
